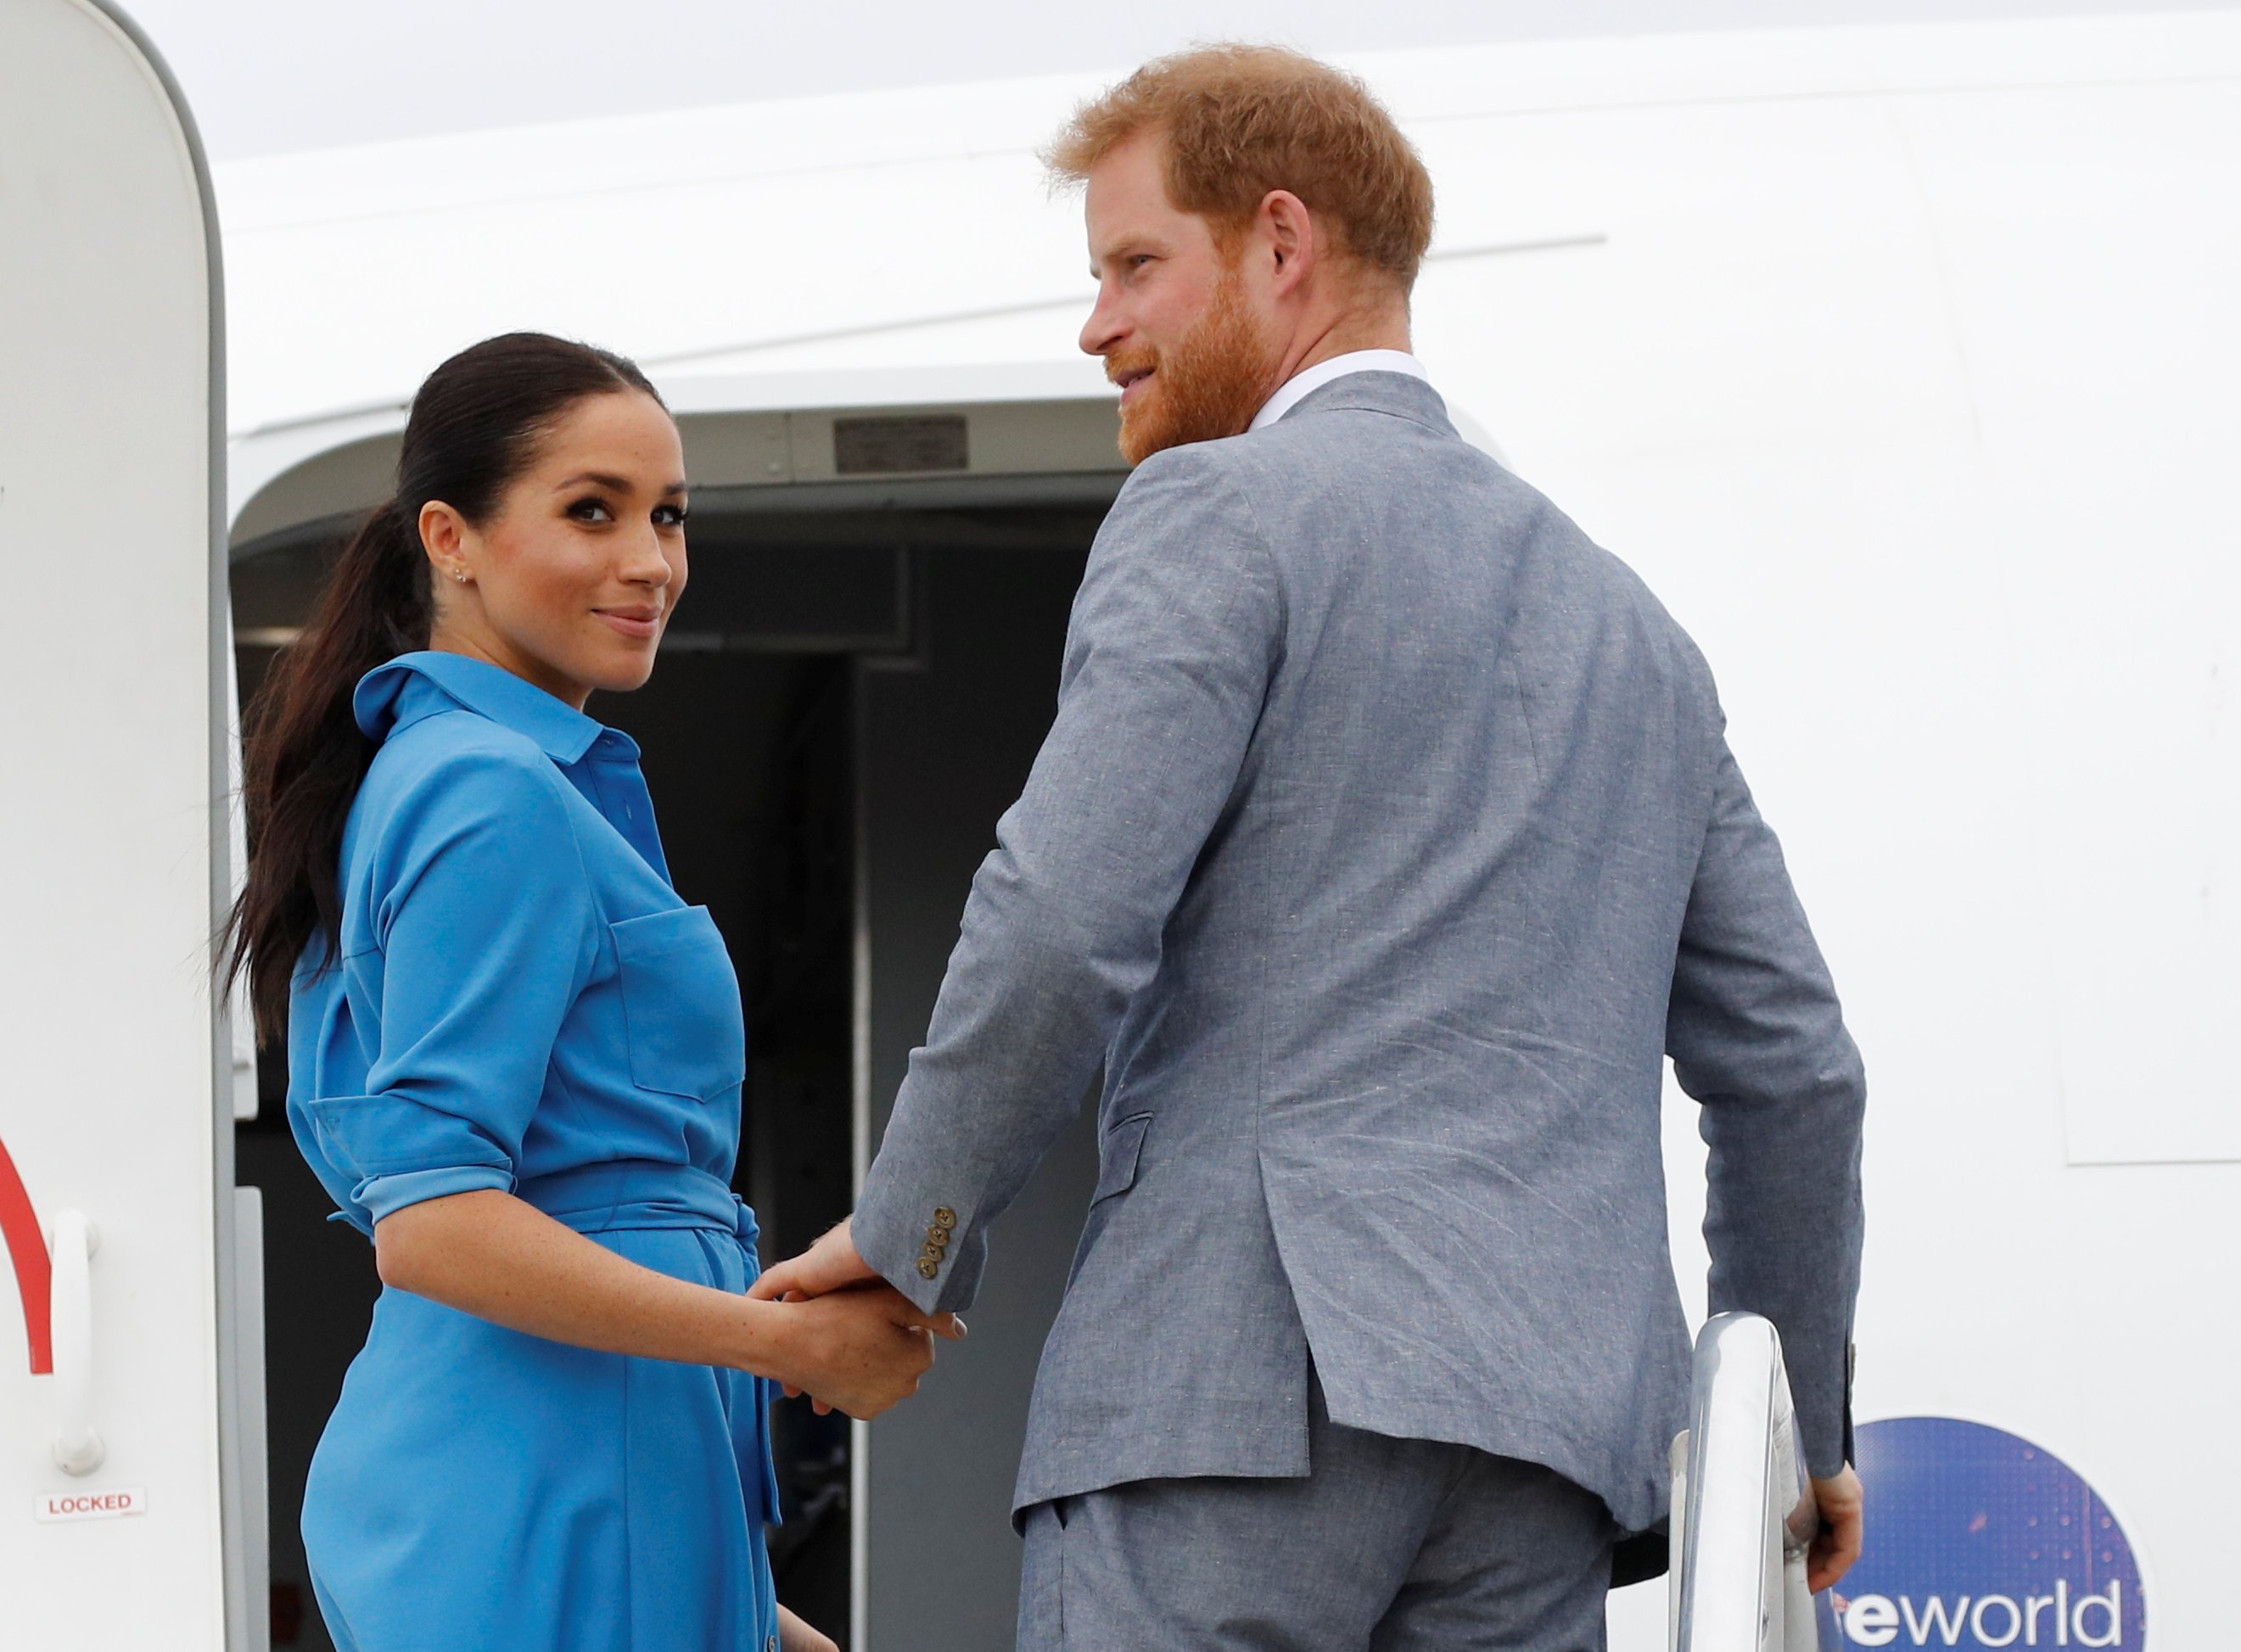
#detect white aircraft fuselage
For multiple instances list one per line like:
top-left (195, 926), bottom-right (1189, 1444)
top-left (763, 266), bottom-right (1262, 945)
top-left (1, 4), bottom-right (2232, 1648)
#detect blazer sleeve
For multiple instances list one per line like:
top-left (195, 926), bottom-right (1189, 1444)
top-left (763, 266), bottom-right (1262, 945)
top-left (295, 749), bottom-right (602, 1225)
top-left (855, 445), bottom-right (1282, 1314)
top-left (1667, 730), bottom-right (1867, 1478)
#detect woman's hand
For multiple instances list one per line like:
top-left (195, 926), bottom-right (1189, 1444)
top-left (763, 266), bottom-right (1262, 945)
top-left (763, 1281), bottom-right (964, 1420)
top-left (777, 1604), bottom-right (838, 1652)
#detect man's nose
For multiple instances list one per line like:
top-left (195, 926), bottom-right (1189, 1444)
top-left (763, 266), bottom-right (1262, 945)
top-left (1079, 289), bottom-right (1124, 358)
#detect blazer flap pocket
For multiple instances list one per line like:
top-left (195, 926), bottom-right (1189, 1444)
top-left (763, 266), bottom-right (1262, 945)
top-left (1092, 1112), bottom-right (1153, 1204)
top-left (610, 905), bottom-right (746, 1103)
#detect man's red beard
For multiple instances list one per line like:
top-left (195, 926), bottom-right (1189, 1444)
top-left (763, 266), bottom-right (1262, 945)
top-left (1107, 267), bottom-right (1281, 466)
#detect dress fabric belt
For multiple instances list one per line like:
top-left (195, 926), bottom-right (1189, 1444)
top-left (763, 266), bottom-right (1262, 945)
top-left (513, 1158), bottom-right (782, 1526)
top-left (516, 1160), bottom-right (759, 1248)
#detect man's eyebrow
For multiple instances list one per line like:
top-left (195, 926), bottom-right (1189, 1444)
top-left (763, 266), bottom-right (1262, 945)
top-left (1091, 237), bottom-right (1164, 277)
top-left (554, 471), bottom-right (688, 496)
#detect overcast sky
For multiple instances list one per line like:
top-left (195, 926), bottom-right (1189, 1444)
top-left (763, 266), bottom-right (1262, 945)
top-left (123, 0), bottom-right (2237, 162)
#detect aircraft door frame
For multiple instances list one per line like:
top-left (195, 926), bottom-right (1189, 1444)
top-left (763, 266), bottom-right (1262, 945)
top-left (0, 2), bottom-right (263, 1647)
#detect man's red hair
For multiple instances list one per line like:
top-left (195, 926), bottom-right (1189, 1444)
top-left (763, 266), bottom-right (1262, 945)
top-left (1045, 44), bottom-right (1436, 290)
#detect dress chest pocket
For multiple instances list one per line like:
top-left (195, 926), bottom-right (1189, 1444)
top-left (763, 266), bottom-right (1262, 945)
top-left (609, 905), bottom-right (747, 1104)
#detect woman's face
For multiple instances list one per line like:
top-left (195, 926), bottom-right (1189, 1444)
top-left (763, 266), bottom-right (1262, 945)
top-left (422, 389), bottom-right (688, 708)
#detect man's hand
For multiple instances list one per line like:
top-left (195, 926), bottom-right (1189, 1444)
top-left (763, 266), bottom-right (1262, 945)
top-left (1807, 1465), bottom-right (1864, 1593)
top-left (751, 1216), bottom-right (881, 1304)
top-left (760, 1280), bottom-right (964, 1420)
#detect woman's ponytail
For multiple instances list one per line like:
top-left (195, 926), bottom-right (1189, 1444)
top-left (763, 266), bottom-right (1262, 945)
top-left (221, 331), bottom-right (661, 1041)
top-left (225, 497), bottom-right (431, 1039)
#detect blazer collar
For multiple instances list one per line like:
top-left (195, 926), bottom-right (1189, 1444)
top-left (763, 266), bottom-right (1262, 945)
top-left (355, 650), bottom-right (625, 765)
top-left (1278, 370), bottom-right (1458, 438)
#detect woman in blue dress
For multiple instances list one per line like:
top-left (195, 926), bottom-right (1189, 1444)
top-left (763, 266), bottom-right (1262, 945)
top-left (223, 333), bottom-right (959, 1651)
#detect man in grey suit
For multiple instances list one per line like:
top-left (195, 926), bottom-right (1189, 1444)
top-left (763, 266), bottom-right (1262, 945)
top-left (756, 43), bottom-right (1866, 1649)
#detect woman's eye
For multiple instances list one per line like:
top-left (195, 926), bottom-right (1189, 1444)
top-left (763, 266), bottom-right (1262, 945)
top-left (569, 497), bottom-right (614, 524)
top-left (654, 504), bottom-right (688, 529)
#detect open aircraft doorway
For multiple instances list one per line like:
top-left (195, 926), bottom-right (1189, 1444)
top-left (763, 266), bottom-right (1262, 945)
top-left (227, 368), bottom-right (1125, 1649)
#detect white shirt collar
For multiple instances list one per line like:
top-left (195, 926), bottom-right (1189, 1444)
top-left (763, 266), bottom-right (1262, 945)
top-left (1247, 349), bottom-right (1431, 433)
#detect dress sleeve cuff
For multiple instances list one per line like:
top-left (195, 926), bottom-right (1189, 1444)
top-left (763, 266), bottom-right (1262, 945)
top-left (356, 1163), bottom-right (513, 1224)
top-left (297, 1090), bottom-right (517, 1224)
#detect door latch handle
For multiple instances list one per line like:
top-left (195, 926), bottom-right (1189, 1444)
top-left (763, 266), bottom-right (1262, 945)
top-left (47, 1210), bottom-right (102, 1476)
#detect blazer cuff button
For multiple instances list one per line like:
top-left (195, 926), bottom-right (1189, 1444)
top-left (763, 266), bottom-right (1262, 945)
top-left (916, 1259), bottom-right (939, 1279)
top-left (933, 1207), bottom-right (957, 1229)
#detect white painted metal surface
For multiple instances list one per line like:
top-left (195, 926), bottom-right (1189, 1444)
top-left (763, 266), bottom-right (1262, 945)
top-left (0, 1), bottom-right (247, 1645)
top-left (227, 361), bottom-right (1127, 541)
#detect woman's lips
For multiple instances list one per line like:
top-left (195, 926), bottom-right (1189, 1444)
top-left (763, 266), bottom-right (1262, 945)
top-left (597, 609), bottom-right (660, 641)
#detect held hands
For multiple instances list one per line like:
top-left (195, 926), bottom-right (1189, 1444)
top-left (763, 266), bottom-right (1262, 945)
top-left (753, 1218), bottom-right (965, 1420)
top-left (752, 1216), bottom-right (883, 1302)
top-left (1807, 1465), bottom-right (1865, 1593)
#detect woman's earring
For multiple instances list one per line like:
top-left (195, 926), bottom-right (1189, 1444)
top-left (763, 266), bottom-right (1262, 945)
top-left (453, 570), bottom-right (468, 584)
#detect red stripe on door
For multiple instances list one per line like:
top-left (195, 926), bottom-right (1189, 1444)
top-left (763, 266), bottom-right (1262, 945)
top-left (0, 1134), bottom-right (52, 1375)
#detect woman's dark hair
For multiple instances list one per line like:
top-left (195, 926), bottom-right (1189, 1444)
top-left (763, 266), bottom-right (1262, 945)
top-left (222, 331), bottom-right (664, 1040)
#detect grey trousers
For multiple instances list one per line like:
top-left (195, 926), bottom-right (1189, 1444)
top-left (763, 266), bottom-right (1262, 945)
top-left (1016, 1386), bottom-right (1616, 1650)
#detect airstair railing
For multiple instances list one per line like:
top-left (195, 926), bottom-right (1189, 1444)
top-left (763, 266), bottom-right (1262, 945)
top-left (1668, 1312), bottom-right (1820, 1652)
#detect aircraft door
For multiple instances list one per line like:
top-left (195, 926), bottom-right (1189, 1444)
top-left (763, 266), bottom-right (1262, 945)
top-left (0, 3), bottom-right (258, 1648)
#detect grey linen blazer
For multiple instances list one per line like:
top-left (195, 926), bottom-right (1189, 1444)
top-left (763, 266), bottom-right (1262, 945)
top-left (854, 372), bottom-right (1866, 1536)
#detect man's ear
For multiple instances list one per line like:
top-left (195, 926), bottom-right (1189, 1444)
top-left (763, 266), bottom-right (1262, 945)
top-left (1259, 189), bottom-right (1316, 293)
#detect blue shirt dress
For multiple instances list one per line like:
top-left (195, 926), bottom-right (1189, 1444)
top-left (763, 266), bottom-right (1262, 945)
top-left (286, 652), bottom-right (782, 1652)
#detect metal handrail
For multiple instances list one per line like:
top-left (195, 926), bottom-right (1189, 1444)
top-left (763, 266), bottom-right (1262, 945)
top-left (1669, 1313), bottom-right (1819, 1652)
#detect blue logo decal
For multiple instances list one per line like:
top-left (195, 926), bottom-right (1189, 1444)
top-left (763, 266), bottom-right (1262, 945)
top-left (1825, 1418), bottom-right (2144, 1649)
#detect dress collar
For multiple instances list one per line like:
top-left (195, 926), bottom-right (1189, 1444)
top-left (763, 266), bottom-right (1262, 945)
top-left (354, 651), bottom-right (626, 766)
